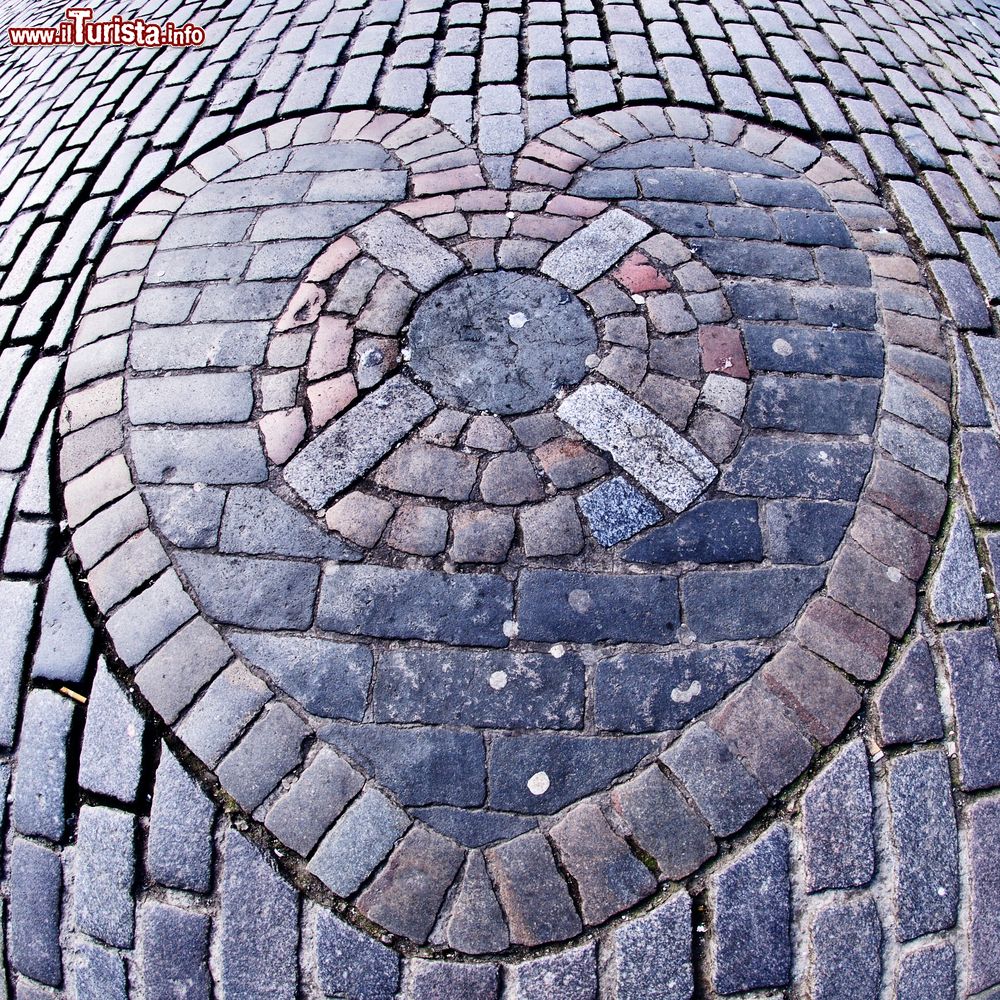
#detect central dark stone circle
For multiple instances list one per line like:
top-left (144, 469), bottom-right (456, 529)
top-left (406, 271), bottom-right (598, 416)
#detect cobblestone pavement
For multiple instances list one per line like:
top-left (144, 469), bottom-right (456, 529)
top-left (3, 0), bottom-right (1000, 995)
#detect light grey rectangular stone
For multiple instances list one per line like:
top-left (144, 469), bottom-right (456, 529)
top-left (127, 373), bottom-right (254, 425)
top-left (540, 208), bottom-right (652, 290)
top-left (131, 427), bottom-right (267, 485)
top-left (351, 211), bottom-right (463, 291)
top-left (558, 384), bottom-right (716, 511)
top-left (283, 375), bottom-right (435, 508)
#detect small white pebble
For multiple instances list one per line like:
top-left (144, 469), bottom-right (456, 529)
top-left (503, 620), bottom-right (519, 638)
top-left (489, 670), bottom-right (508, 691)
top-left (585, 353), bottom-right (601, 368)
top-left (527, 771), bottom-right (550, 795)
top-left (508, 312), bottom-right (528, 329)
top-left (631, 293), bottom-right (645, 304)
top-left (671, 680), bottom-right (702, 704)
top-left (886, 567), bottom-right (902, 583)
top-left (550, 643), bottom-right (566, 658)
top-left (505, 211), bottom-right (515, 219)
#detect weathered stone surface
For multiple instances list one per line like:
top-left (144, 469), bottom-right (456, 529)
top-left (139, 902), bottom-right (211, 1000)
top-left (625, 498), bottom-right (761, 564)
top-left (407, 959), bottom-right (500, 998)
top-left (313, 904), bottom-right (400, 999)
top-left (375, 647), bottom-right (583, 728)
top-left (450, 507), bottom-right (516, 563)
top-left (896, 943), bottom-right (956, 1000)
top-left (549, 803), bottom-right (656, 924)
top-left (827, 538), bottom-right (917, 638)
top-left (517, 568), bottom-right (679, 643)
top-left (506, 943), bottom-right (597, 1000)
top-left (78, 660), bottom-right (145, 803)
top-left (219, 487), bottom-right (359, 560)
top-left (356, 825), bottom-right (465, 942)
top-left (12, 688), bottom-right (75, 841)
top-left (31, 557), bottom-right (92, 683)
top-left (9, 837), bottom-right (63, 987)
top-left (765, 499), bottom-right (851, 564)
top-left (595, 643), bottom-right (766, 732)
top-left (131, 427), bottom-right (268, 485)
top-left (283, 374), bottom-right (435, 508)
top-left (721, 436), bottom-right (871, 500)
top-left (374, 440), bottom-right (479, 500)
top-left (874, 638), bottom-right (944, 747)
top-left (795, 597), bottom-right (889, 682)
top-left (712, 825), bottom-right (791, 993)
top-left (220, 829), bottom-right (298, 1000)
top-left (445, 852), bottom-right (510, 954)
top-left (147, 746), bottom-right (215, 893)
top-left (175, 551), bottom-right (319, 630)
top-left (74, 941), bottom-right (128, 1000)
top-left (559, 384), bottom-right (716, 511)
top-left (931, 511), bottom-right (982, 621)
top-left (387, 503), bottom-right (448, 555)
top-left (809, 897), bottom-right (882, 1000)
top-left (661, 722), bottom-right (767, 836)
top-left (409, 272), bottom-right (596, 415)
top-left (578, 476), bottom-right (661, 546)
top-left (604, 892), bottom-right (692, 1000)
top-left (489, 733), bottom-right (651, 813)
top-left (318, 564), bottom-right (511, 645)
top-left (72, 805), bottom-right (135, 948)
top-left (887, 749), bottom-right (959, 942)
top-left (486, 830), bottom-right (582, 946)
top-left (0, 580), bottom-right (36, 750)
top-left (967, 798), bottom-right (1000, 994)
top-left (229, 631), bottom-right (372, 721)
top-left (611, 766), bottom-right (715, 879)
top-left (216, 702), bottom-right (309, 811)
top-left (520, 496), bottom-right (584, 556)
top-left (322, 721), bottom-right (485, 807)
top-left (541, 207), bottom-right (651, 289)
top-left (941, 628), bottom-right (1000, 791)
top-left (352, 210), bottom-right (463, 290)
top-left (801, 740), bottom-right (875, 892)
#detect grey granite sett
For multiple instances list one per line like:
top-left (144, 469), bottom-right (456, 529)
top-left (9, 838), bottom-right (63, 987)
top-left (559, 384), bottom-right (716, 511)
top-left (930, 509), bottom-right (988, 624)
top-left (284, 374), bottom-right (435, 509)
top-left (131, 427), bottom-right (267, 485)
top-left (721, 436), bottom-right (872, 500)
top-left (175, 551), bottom-right (319, 630)
top-left (682, 565), bottom-right (825, 642)
top-left (139, 903), bottom-right (211, 1000)
top-left (712, 825), bottom-right (791, 993)
top-left (596, 643), bottom-right (767, 732)
top-left (318, 563), bottom-right (512, 645)
top-left (488, 732), bottom-right (652, 814)
top-left (127, 372), bottom-right (253, 425)
top-left (747, 376), bottom-right (878, 435)
top-left (72, 805), bottom-right (135, 949)
top-left (375, 647), bottom-right (583, 728)
top-left (322, 721), bottom-right (485, 807)
top-left (351, 211), bottom-right (463, 291)
top-left (217, 702), bottom-right (310, 811)
top-left (605, 893), bottom-right (692, 1000)
top-left (129, 322), bottom-right (270, 370)
top-left (809, 897), bottom-right (882, 1000)
top-left (506, 943), bottom-right (596, 1000)
top-left (887, 749), bottom-right (959, 942)
top-left (147, 747), bottom-right (215, 893)
top-left (313, 905), bottom-right (400, 1000)
top-left (541, 208), bottom-right (652, 290)
top-left (662, 722), bottom-right (767, 836)
top-left (105, 569), bottom-right (196, 665)
top-left (265, 748), bottom-right (363, 855)
top-left (578, 476), bottom-right (662, 546)
top-left (517, 568), bottom-right (679, 644)
top-left (220, 830), bottom-right (298, 1000)
top-left (32, 557), bottom-right (92, 683)
top-left (229, 631), bottom-right (371, 721)
top-left (625, 498), bottom-right (761, 564)
top-left (220, 488), bottom-right (359, 561)
top-left (743, 324), bottom-right (883, 377)
top-left (309, 788), bottom-right (411, 896)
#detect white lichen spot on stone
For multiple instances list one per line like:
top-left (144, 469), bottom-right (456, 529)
top-left (568, 589), bottom-right (593, 613)
top-left (508, 312), bottom-right (528, 329)
top-left (772, 337), bottom-right (793, 356)
top-left (489, 670), bottom-right (508, 691)
top-left (550, 643), bottom-right (566, 658)
top-left (527, 771), bottom-right (550, 795)
top-left (503, 619), bottom-right (519, 638)
top-left (671, 680), bottom-right (702, 703)
top-left (886, 566), bottom-right (903, 583)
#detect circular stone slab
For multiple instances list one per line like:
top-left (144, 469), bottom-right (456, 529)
top-left (407, 272), bottom-right (597, 415)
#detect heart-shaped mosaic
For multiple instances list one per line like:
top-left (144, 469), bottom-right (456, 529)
top-left (60, 107), bottom-right (944, 952)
